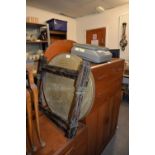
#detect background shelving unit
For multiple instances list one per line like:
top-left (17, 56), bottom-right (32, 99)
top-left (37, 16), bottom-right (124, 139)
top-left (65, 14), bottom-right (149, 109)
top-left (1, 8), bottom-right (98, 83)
top-left (26, 22), bottom-right (50, 53)
top-left (26, 22), bottom-right (50, 76)
top-left (50, 30), bottom-right (67, 44)
top-left (46, 18), bottom-right (67, 44)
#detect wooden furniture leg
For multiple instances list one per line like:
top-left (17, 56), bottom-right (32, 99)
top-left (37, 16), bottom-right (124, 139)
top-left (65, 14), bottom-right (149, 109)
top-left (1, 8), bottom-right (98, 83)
top-left (27, 67), bottom-right (45, 148)
top-left (26, 133), bottom-right (33, 155)
top-left (32, 85), bottom-right (46, 147)
top-left (26, 89), bottom-right (37, 152)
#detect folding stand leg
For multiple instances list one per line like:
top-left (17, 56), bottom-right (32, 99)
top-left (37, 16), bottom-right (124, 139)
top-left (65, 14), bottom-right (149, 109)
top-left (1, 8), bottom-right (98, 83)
top-left (67, 60), bottom-right (90, 138)
top-left (26, 89), bottom-right (37, 152)
top-left (32, 86), bottom-right (46, 147)
top-left (26, 133), bottom-right (32, 155)
top-left (27, 67), bottom-right (46, 148)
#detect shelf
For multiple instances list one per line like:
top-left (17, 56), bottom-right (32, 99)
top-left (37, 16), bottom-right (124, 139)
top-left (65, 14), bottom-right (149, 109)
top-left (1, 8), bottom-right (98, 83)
top-left (26, 59), bottom-right (39, 63)
top-left (26, 22), bottom-right (47, 28)
top-left (50, 30), bottom-right (67, 35)
top-left (26, 40), bottom-right (48, 44)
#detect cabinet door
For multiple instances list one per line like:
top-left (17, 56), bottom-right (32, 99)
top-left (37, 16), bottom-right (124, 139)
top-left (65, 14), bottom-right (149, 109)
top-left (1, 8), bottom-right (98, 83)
top-left (96, 99), bottom-right (111, 154)
top-left (85, 110), bottom-right (98, 155)
top-left (96, 90), bottom-right (122, 155)
top-left (109, 91), bottom-right (122, 137)
top-left (86, 28), bottom-right (106, 46)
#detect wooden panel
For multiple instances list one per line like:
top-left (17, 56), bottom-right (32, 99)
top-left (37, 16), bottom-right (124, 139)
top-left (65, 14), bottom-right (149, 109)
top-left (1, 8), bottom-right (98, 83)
top-left (82, 59), bottom-right (125, 155)
top-left (57, 122), bottom-right (88, 155)
top-left (86, 28), bottom-right (106, 46)
top-left (44, 40), bottom-right (75, 62)
top-left (96, 99), bottom-right (110, 154)
top-left (85, 110), bottom-right (98, 155)
top-left (31, 59), bottom-right (124, 155)
top-left (32, 114), bottom-right (88, 155)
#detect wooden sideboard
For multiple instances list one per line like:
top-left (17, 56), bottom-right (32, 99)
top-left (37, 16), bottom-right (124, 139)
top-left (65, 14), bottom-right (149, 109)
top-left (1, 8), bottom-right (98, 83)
top-left (30, 58), bottom-right (124, 155)
top-left (81, 58), bottom-right (124, 155)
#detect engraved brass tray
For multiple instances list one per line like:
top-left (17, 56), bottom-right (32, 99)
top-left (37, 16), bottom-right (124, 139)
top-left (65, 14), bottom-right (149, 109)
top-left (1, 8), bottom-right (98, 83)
top-left (43, 53), bottom-right (95, 121)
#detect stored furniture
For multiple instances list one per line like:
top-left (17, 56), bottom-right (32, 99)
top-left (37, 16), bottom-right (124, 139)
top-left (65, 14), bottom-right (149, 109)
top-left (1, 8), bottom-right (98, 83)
top-left (26, 88), bottom-right (36, 153)
top-left (40, 53), bottom-right (94, 138)
top-left (26, 67), bottom-right (45, 154)
top-left (32, 40), bottom-right (124, 155)
top-left (81, 58), bottom-right (124, 155)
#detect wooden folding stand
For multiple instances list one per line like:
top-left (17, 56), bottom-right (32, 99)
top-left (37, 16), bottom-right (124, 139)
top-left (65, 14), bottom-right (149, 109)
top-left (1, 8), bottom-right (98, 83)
top-left (39, 58), bottom-right (91, 138)
top-left (26, 67), bottom-right (45, 154)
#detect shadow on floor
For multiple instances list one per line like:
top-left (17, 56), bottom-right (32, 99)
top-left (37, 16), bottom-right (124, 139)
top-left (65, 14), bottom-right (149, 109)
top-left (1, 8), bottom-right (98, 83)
top-left (101, 100), bottom-right (129, 155)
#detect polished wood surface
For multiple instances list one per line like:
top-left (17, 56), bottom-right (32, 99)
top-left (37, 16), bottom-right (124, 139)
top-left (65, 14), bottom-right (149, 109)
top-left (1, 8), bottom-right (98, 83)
top-left (33, 114), bottom-right (88, 155)
top-left (44, 40), bottom-right (75, 62)
top-left (26, 88), bottom-right (37, 152)
top-left (81, 58), bottom-right (124, 155)
top-left (31, 39), bottom-right (124, 154)
top-left (34, 59), bottom-right (124, 155)
top-left (26, 68), bottom-right (45, 153)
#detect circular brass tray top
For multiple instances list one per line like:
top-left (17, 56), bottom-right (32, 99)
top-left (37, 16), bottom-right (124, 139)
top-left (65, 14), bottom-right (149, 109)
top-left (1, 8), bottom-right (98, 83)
top-left (43, 53), bottom-right (95, 121)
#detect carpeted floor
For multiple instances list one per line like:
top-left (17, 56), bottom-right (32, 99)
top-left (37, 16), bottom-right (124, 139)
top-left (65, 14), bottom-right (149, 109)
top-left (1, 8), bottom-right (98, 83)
top-left (101, 100), bottom-right (129, 155)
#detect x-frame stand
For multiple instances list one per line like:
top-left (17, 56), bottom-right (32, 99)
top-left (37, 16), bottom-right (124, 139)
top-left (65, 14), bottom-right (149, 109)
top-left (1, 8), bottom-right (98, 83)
top-left (38, 56), bottom-right (90, 138)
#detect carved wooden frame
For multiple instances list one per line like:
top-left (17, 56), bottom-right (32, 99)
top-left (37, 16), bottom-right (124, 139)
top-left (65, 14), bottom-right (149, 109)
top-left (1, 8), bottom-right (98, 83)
top-left (38, 56), bottom-right (90, 138)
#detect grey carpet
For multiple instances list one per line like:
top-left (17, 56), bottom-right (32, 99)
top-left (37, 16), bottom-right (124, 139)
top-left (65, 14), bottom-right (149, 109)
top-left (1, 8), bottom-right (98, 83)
top-left (101, 100), bottom-right (129, 155)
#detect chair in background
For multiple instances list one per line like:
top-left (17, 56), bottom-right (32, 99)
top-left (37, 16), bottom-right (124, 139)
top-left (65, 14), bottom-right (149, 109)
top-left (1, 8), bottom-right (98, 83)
top-left (26, 67), bottom-right (45, 154)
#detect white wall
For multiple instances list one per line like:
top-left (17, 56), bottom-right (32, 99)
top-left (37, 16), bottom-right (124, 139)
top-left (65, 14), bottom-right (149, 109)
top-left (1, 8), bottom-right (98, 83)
top-left (76, 4), bottom-right (129, 60)
top-left (27, 4), bottom-right (129, 60)
top-left (26, 6), bottom-right (77, 41)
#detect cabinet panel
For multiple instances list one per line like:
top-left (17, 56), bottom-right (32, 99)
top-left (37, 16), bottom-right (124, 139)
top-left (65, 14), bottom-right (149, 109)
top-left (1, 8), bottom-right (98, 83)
top-left (96, 99), bottom-right (109, 154)
top-left (83, 59), bottom-right (124, 155)
top-left (85, 110), bottom-right (98, 155)
top-left (57, 124), bottom-right (88, 155)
